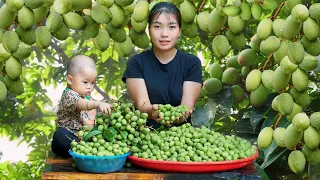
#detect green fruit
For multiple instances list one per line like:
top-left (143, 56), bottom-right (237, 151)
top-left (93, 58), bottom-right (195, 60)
top-left (239, 2), bottom-right (251, 20)
top-left (181, 20), bottom-right (198, 38)
top-left (13, 42), bottom-right (31, 59)
top-left (260, 36), bottom-right (280, 54)
top-left (203, 78), bottom-right (222, 95)
top-left (106, 23), bottom-right (126, 43)
top-left (272, 93), bottom-right (294, 115)
top-left (5, 56), bottom-right (22, 80)
top-left (211, 35), bottom-right (230, 58)
top-left (225, 30), bottom-right (246, 50)
top-left (302, 17), bottom-right (319, 41)
top-left (197, 12), bottom-right (210, 32)
top-left (6, 0), bottom-right (24, 11)
top-left (132, 0), bottom-right (149, 23)
top-left (246, 69), bottom-right (261, 92)
top-left (16, 25), bottom-right (36, 45)
top-left (2, 31), bottom-right (20, 53)
top-left (0, 30), bottom-right (2, 43)
top-left (256, 19), bottom-right (273, 40)
top-left (72, 0), bottom-right (92, 11)
top-left (257, 127), bottom-right (273, 149)
top-left (291, 4), bottom-right (309, 23)
top-left (223, 5), bottom-right (240, 17)
top-left (0, 44), bottom-right (11, 63)
top-left (226, 56), bottom-right (241, 69)
top-left (292, 68), bottom-right (308, 91)
top-left (0, 80), bottom-right (7, 102)
top-left (24, 0), bottom-right (44, 9)
top-left (272, 67), bottom-right (291, 92)
top-left (286, 103), bottom-right (303, 122)
top-left (43, 0), bottom-right (54, 7)
top-left (98, 0), bottom-right (114, 8)
top-left (284, 124), bottom-right (303, 149)
top-left (228, 15), bottom-right (244, 34)
top-left (3, 76), bottom-right (23, 95)
top-left (54, 0), bottom-right (72, 14)
top-left (251, 2), bottom-right (262, 20)
top-left (284, 0), bottom-right (302, 12)
top-left (300, 36), bottom-right (320, 56)
top-left (208, 63), bottom-right (223, 79)
top-left (18, 6), bottom-right (34, 29)
top-left (208, 9), bottom-right (227, 33)
top-left (288, 42), bottom-right (304, 64)
top-left (35, 26), bottom-right (52, 49)
top-left (310, 112), bottom-right (320, 129)
top-left (0, 4), bottom-right (17, 29)
top-left (261, 69), bottom-right (274, 90)
top-left (180, 0), bottom-right (196, 23)
top-left (263, 0), bottom-right (279, 10)
top-left (273, 127), bottom-right (286, 147)
top-left (250, 85), bottom-right (270, 107)
top-left (52, 25), bottom-right (69, 41)
top-left (290, 88), bottom-right (310, 109)
top-left (288, 150), bottom-right (306, 174)
top-left (273, 41), bottom-right (288, 64)
top-left (131, 18), bottom-right (147, 33)
top-left (237, 49), bottom-right (257, 67)
top-left (109, 3), bottom-right (125, 27)
top-left (82, 16), bottom-right (99, 40)
top-left (241, 66), bottom-right (249, 77)
top-left (115, 0), bottom-right (134, 7)
top-left (91, 3), bottom-right (112, 24)
top-left (33, 6), bottom-right (49, 24)
top-left (130, 30), bottom-right (149, 49)
top-left (249, 34), bottom-right (261, 52)
top-left (280, 56), bottom-right (298, 74)
top-left (115, 36), bottom-right (134, 57)
top-left (231, 85), bottom-right (244, 103)
top-left (221, 67), bottom-right (240, 85)
top-left (63, 12), bottom-right (84, 30)
top-left (309, 3), bottom-right (320, 21)
top-left (302, 146), bottom-right (320, 165)
top-left (272, 19), bottom-right (285, 38)
top-left (304, 126), bottom-right (320, 149)
top-left (292, 113), bottom-right (310, 131)
top-left (93, 28), bottom-right (110, 51)
top-left (283, 15), bottom-right (302, 40)
top-left (46, 12), bottom-right (63, 33)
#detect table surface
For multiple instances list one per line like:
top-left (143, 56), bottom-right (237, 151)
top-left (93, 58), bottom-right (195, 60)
top-left (41, 153), bottom-right (261, 180)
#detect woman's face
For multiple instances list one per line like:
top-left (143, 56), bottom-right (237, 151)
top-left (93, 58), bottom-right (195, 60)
top-left (149, 13), bottom-right (181, 52)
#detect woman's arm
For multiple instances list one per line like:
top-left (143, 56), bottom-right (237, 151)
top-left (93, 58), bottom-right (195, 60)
top-left (126, 78), bottom-right (154, 118)
top-left (180, 81), bottom-right (202, 113)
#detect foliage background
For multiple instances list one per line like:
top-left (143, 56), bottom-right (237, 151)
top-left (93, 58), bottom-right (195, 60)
top-left (0, 0), bottom-right (320, 179)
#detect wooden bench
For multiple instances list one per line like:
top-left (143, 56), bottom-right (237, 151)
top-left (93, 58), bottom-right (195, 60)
top-left (41, 151), bottom-right (261, 180)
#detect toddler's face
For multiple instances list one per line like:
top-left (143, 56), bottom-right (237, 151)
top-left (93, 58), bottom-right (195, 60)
top-left (69, 67), bottom-right (97, 98)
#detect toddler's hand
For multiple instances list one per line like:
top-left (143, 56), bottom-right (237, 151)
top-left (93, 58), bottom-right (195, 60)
top-left (98, 102), bottom-right (112, 114)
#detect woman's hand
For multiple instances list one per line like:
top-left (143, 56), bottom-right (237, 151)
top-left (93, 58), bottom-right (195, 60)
top-left (175, 107), bottom-right (193, 124)
top-left (151, 104), bottom-right (163, 123)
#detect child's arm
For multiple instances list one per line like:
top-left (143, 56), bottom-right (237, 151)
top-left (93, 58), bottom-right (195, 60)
top-left (76, 98), bottom-right (112, 114)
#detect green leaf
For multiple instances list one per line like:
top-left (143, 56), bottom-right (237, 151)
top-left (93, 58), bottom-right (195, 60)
top-left (234, 118), bottom-right (259, 134)
top-left (108, 127), bottom-right (117, 135)
top-left (84, 130), bottom-right (102, 141)
top-left (260, 141), bottom-right (287, 169)
top-left (250, 106), bottom-right (270, 133)
top-left (255, 163), bottom-right (270, 180)
top-left (120, 131), bottom-right (128, 139)
top-left (308, 163), bottom-right (320, 180)
top-left (209, 87), bottom-right (233, 115)
top-left (192, 107), bottom-right (210, 128)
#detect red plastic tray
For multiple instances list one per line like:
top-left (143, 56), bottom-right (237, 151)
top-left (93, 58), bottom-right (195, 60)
top-left (127, 150), bottom-right (258, 173)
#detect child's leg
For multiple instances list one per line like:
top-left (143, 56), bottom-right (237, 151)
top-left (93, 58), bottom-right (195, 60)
top-left (51, 127), bottom-right (79, 158)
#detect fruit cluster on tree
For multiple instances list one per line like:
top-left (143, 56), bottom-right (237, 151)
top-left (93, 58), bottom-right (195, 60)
top-left (0, 0), bottom-right (319, 176)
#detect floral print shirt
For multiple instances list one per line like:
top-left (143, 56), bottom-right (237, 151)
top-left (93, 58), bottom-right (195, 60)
top-left (56, 88), bottom-right (95, 135)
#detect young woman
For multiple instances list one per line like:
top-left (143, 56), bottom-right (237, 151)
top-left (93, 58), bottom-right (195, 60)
top-left (122, 2), bottom-right (203, 129)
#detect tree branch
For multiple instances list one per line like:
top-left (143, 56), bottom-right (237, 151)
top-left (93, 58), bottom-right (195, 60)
top-left (197, 0), bottom-right (207, 14)
top-left (260, 53), bottom-right (273, 71)
top-left (94, 84), bottom-right (110, 101)
top-left (271, 2), bottom-right (285, 20)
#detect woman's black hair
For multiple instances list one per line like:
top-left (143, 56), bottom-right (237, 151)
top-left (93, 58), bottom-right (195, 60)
top-left (148, 2), bottom-right (182, 28)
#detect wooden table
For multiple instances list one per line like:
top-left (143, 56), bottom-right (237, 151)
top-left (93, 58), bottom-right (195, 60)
top-left (41, 152), bottom-right (261, 180)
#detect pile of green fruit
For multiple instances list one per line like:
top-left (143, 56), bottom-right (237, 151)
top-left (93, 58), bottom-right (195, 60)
top-left (131, 123), bottom-right (257, 162)
top-left (156, 104), bottom-right (190, 126)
